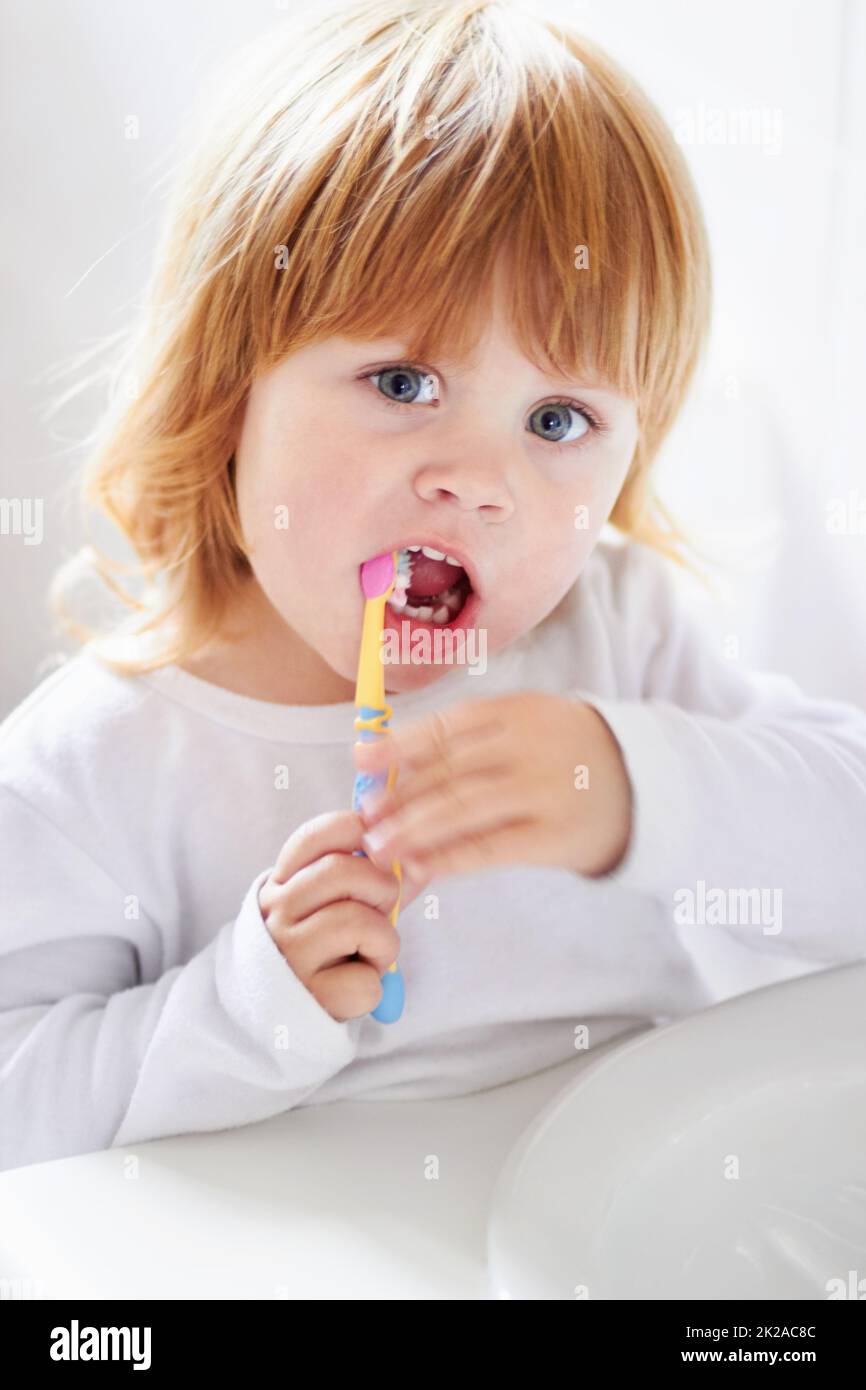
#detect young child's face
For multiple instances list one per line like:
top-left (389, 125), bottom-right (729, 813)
top-left (233, 289), bottom-right (638, 695)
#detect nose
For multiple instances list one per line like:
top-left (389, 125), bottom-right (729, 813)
top-left (413, 444), bottom-right (516, 520)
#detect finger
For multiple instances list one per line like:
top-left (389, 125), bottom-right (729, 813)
top-left (359, 724), bottom-right (510, 824)
top-left (352, 700), bottom-right (505, 778)
top-left (402, 817), bottom-right (556, 879)
top-left (361, 768), bottom-right (524, 866)
top-left (266, 849), bottom-right (399, 925)
top-left (396, 860), bottom-right (432, 908)
top-left (270, 810), bottom-right (367, 885)
top-left (285, 901), bottom-right (401, 978)
top-left (312, 961), bottom-right (385, 1023)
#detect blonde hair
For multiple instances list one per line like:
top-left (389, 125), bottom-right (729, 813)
top-left (47, 0), bottom-right (715, 676)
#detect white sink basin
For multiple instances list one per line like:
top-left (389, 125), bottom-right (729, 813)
top-left (487, 960), bottom-right (866, 1300)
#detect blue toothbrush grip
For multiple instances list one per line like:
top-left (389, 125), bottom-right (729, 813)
top-left (370, 962), bottom-right (405, 1023)
top-left (352, 762), bottom-right (404, 1024)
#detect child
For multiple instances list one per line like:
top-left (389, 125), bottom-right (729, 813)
top-left (2, 0), bottom-right (864, 1173)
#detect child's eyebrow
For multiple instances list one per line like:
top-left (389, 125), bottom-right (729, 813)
top-left (353, 339), bottom-right (623, 398)
top-left (358, 339), bottom-right (464, 370)
top-left (553, 378), bottom-right (625, 398)
top-left (528, 367), bottom-right (624, 399)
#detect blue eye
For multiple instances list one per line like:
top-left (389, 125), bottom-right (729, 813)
top-left (527, 401), bottom-right (598, 444)
top-left (360, 363), bottom-right (605, 443)
top-left (367, 365), bottom-right (439, 406)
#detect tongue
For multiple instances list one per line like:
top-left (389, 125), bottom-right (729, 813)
top-left (406, 552), bottom-right (465, 599)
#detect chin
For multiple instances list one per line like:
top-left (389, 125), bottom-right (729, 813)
top-left (382, 661), bottom-right (458, 695)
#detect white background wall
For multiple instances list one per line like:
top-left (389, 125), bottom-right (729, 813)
top-left (2, 0), bottom-right (864, 715)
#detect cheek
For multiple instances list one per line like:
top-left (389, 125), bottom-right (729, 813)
top-left (237, 427), bottom-right (372, 559)
top-left (564, 432), bottom-right (636, 536)
top-left (508, 468), bottom-right (611, 618)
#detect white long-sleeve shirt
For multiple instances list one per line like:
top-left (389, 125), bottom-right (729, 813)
top-left (2, 537), bottom-right (865, 1171)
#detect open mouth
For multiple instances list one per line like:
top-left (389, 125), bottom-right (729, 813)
top-left (388, 543), bottom-right (475, 626)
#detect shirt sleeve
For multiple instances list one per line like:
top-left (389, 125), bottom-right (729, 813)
top-left (0, 789), bottom-right (359, 1172)
top-left (572, 542), bottom-right (866, 968)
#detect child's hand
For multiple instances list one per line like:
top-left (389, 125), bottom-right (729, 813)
top-left (257, 810), bottom-right (428, 1022)
top-left (354, 693), bottom-right (633, 881)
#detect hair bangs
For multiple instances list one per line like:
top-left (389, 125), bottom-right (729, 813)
top-left (258, 4), bottom-right (648, 400)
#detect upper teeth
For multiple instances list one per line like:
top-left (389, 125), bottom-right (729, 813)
top-left (406, 544), bottom-right (463, 566)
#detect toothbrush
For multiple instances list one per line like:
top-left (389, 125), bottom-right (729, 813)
top-left (353, 548), bottom-right (411, 1023)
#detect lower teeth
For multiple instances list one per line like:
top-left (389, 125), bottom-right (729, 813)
top-left (388, 581), bottom-right (467, 624)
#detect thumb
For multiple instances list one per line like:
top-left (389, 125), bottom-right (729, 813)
top-left (396, 860), bottom-right (431, 909)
